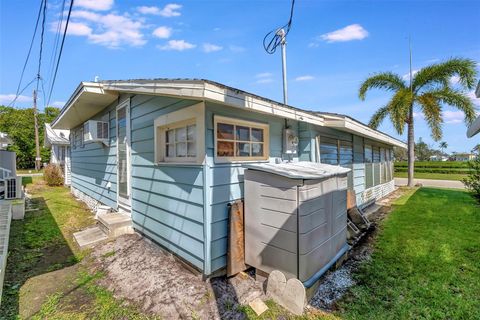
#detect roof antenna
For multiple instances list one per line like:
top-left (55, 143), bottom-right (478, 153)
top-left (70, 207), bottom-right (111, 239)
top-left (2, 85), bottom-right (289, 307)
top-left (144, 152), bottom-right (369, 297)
top-left (263, 0), bottom-right (295, 107)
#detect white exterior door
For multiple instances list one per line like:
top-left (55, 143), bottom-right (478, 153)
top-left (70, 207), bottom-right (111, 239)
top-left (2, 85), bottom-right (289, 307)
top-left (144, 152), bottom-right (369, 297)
top-left (116, 101), bottom-right (131, 212)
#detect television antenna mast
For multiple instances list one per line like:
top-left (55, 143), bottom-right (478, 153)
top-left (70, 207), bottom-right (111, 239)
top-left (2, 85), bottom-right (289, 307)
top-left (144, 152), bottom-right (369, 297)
top-left (263, 0), bottom-right (295, 106)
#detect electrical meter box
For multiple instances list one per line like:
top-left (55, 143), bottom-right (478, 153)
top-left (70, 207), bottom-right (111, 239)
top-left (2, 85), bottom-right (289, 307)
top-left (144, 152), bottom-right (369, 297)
top-left (283, 128), bottom-right (298, 154)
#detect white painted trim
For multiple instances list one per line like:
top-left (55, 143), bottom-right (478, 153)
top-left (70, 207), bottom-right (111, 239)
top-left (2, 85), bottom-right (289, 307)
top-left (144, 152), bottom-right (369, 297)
top-left (153, 102), bottom-right (206, 165)
top-left (116, 99), bottom-right (132, 212)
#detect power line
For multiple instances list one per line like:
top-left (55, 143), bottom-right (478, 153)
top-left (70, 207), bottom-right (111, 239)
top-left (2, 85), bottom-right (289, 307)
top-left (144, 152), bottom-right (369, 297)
top-left (7, 77), bottom-right (37, 107)
top-left (46, 0), bottom-right (67, 106)
top-left (47, 0), bottom-right (74, 108)
top-left (263, 0), bottom-right (295, 54)
top-left (10, 0), bottom-right (45, 107)
top-left (35, 0), bottom-right (48, 93)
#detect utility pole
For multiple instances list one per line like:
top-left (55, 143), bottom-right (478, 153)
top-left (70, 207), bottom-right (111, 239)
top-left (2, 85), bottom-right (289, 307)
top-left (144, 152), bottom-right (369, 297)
top-left (277, 28), bottom-right (288, 106)
top-left (33, 89), bottom-right (41, 171)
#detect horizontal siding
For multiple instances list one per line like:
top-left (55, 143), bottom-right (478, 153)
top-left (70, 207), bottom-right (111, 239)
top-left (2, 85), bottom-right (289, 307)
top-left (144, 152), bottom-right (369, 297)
top-left (71, 102), bottom-right (117, 209)
top-left (205, 102), bottom-right (299, 273)
top-left (129, 95), bottom-right (206, 270)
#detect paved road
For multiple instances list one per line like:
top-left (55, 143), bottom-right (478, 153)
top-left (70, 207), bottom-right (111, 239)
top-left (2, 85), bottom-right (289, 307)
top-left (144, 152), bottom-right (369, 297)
top-left (394, 177), bottom-right (465, 189)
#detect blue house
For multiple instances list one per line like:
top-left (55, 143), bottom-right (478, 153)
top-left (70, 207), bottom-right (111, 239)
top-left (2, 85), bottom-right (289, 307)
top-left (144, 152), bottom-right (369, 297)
top-left (52, 79), bottom-right (406, 276)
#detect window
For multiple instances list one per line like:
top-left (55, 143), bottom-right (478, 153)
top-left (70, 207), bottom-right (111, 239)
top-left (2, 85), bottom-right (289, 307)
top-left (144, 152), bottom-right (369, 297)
top-left (320, 137), bottom-right (338, 165)
top-left (165, 122), bottom-right (197, 159)
top-left (79, 127), bottom-right (84, 148)
top-left (214, 116), bottom-right (269, 162)
top-left (154, 102), bottom-right (205, 164)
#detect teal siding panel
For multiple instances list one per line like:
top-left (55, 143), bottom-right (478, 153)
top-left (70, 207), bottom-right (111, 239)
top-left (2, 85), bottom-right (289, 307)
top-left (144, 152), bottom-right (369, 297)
top-left (132, 220), bottom-right (203, 270)
top-left (133, 177), bottom-right (204, 205)
top-left (70, 102), bottom-right (118, 209)
top-left (129, 95), bottom-right (206, 269)
top-left (204, 102), bottom-right (301, 273)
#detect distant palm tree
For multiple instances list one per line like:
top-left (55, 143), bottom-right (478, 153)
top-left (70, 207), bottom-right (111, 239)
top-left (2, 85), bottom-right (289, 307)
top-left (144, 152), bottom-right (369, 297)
top-left (472, 144), bottom-right (480, 154)
top-left (359, 58), bottom-right (477, 186)
top-left (439, 141), bottom-right (448, 155)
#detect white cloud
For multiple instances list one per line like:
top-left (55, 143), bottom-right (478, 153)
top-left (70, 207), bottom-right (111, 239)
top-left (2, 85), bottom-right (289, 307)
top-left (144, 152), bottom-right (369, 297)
top-left (402, 69), bottom-right (419, 81)
top-left (75, 0), bottom-right (113, 11)
top-left (295, 75), bottom-right (315, 81)
top-left (202, 43), bottom-right (222, 53)
top-left (56, 10), bottom-right (147, 48)
top-left (137, 4), bottom-right (182, 17)
top-left (0, 94), bottom-right (31, 104)
top-left (467, 91), bottom-right (480, 107)
top-left (229, 45), bottom-right (246, 53)
top-left (213, 27), bottom-right (221, 32)
top-left (413, 112), bottom-right (423, 119)
top-left (318, 24), bottom-right (369, 43)
top-left (256, 72), bottom-right (272, 78)
top-left (449, 75), bottom-right (460, 85)
top-left (157, 40), bottom-right (196, 51)
top-left (255, 72), bottom-right (274, 84)
top-left (256, 78), bottom-right (273, 84)
top-left (65, 22), bottom-right (92, 36)
top-left (152, 26), bottom-right (172, 39)
top-left (443, 110), bottom-right (465, 124)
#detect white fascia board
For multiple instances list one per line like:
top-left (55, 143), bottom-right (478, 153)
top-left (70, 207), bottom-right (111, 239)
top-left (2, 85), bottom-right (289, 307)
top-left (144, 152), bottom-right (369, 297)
top-left (51, 82), bottom-right (114, 129)
top-left (104, 80), bottom-right (325, 127)
top-left (325, 116), bottom-right (407, 149)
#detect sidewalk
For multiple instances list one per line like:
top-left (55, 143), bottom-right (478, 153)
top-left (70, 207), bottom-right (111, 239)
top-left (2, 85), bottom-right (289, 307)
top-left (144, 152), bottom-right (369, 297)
top-left (394, 177), bottom-right (465, 189)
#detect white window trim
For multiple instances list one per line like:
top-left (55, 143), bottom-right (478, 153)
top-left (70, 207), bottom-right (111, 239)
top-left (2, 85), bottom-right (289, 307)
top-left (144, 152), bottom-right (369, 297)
top-left (154, 102), bottom-right (205, 165)
top-left (214, 115), bottom-right (269, 163)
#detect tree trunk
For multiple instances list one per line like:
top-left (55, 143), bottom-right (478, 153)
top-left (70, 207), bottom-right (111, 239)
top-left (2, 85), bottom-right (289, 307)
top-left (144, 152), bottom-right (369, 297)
top-left (407, 106), bottom-right (415, 187)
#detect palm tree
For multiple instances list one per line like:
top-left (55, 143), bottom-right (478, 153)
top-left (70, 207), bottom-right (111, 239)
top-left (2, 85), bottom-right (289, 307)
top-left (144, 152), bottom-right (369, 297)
top-left (359, 58), bottom-right (477, 186)
top-left (439, 141), bottom-right (448, 155)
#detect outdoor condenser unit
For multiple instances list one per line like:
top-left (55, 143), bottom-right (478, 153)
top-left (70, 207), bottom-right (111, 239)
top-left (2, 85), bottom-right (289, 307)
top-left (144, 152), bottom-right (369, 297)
top-left (83, 120), bottom-right (109, 144)
top-left (4, 176), bottom-right (22, 200)
top-left (244, 162), bottom-right (350, 287)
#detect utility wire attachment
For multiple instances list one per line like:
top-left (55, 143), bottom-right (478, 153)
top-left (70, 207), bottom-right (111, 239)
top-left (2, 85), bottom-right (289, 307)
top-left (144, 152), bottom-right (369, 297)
top-left (263, 0), bottom-right (295, 54)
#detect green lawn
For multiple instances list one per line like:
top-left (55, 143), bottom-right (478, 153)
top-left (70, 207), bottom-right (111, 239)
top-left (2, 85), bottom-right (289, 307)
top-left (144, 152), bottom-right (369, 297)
top-left (337, 188), bottom-right (480, 319)
top-left (394, 171), bottom-right (468, 181)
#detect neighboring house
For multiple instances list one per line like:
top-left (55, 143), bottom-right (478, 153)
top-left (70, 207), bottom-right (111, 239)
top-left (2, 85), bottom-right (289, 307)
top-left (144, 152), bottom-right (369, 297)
top-left (51, 79), bottom-right (407, 277)
top-left (44, 123), bottom-right (71, 185)
top-left (452, 152), bottom-right (476, 162)
top-left (466, 80), bottom-right (480, 137)
top-left (0, 132), bottom-right (12, 150)
top-left (429, 155), bottom-right (448, 161)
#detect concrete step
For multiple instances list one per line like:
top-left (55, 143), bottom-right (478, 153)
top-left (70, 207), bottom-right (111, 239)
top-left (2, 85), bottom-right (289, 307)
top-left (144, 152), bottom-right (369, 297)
top-left (97, 212), bottom-right (134, 238)
top-left (73, 226), bottom-right (108, 250)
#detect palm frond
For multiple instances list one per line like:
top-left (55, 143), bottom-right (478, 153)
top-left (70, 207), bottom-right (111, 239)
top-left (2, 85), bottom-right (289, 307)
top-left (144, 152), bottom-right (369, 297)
top-left (429, 87), bottom-right (477, 125)
top-left (359, 72), bottom-right (407, 101)
top-left (412, 58), bottom-right (478, 92)
top-left (416, 93), bottom-right (443, 141)
top-left (388, 88), bottom-right (413, 135)
top-left (368, 106), bottom-right (390, 129)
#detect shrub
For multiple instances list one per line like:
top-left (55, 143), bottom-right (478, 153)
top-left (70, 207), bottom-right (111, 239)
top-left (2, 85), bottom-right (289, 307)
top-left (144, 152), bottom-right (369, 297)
top-left (44, 164), bottom-right (64, 186)
top-left (463, 158), bottom-right (480, 203)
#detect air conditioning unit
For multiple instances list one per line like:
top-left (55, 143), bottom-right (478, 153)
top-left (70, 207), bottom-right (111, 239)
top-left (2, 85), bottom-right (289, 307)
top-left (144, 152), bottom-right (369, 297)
top-left (5, 176), bottom-right (22, 200)
top-left (84, 120), bottom-right (109, 144)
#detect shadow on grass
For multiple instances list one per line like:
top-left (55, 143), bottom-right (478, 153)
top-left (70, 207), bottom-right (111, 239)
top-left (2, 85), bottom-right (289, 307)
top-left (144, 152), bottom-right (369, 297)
top-left (21, 176), bottom-right (33, 186)
top-left (0, 196), bottom-right (77, 319)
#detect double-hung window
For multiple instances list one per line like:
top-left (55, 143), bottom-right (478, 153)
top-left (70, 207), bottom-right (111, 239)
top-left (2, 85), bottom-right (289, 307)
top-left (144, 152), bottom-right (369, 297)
top-left (214, 116), bottom-right (269, 162)
top-left (165, 122), bottom-right (197, 160)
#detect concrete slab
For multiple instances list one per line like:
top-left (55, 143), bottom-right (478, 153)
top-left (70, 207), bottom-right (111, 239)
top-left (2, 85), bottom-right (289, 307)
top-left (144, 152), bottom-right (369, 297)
top-left (394, 177), bottom-right (465, 189)
top-left (249, 297), bottom-right (268, 316)
top-left (73, 226), bottom-right (108, 250)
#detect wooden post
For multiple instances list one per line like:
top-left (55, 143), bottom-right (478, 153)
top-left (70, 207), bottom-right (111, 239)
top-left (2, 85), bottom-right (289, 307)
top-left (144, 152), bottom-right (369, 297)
top-left (33, 89), bottom-right (41, 171)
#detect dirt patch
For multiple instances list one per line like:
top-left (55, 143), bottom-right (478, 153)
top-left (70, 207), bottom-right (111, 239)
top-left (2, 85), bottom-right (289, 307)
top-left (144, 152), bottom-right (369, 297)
top-left (87, 234), bottom-right (266, 319)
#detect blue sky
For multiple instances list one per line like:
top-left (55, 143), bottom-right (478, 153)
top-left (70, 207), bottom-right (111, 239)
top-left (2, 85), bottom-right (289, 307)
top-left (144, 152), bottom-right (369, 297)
top-left (1, 0), bottom-right (479, 153)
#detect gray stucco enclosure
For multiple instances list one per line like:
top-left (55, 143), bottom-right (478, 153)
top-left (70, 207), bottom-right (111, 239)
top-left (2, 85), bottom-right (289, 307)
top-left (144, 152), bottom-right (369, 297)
top-left (52, 79), bottom-right (406, 276)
